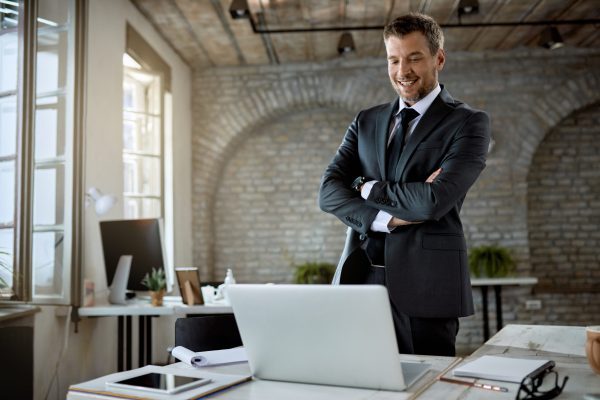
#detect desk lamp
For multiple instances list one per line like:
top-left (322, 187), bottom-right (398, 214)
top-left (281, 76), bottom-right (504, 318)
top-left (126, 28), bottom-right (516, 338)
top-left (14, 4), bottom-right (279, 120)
top-left (86, 187), bottom-right (118, 216)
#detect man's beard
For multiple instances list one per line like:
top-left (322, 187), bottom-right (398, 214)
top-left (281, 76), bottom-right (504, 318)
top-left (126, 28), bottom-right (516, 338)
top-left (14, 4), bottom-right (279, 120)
top-left (392, 69), bottom-right (438, 104)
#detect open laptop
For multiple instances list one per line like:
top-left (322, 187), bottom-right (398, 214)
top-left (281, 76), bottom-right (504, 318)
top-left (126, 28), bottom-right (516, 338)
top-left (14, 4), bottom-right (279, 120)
top-left (227, 284), bottom-right (430, 391)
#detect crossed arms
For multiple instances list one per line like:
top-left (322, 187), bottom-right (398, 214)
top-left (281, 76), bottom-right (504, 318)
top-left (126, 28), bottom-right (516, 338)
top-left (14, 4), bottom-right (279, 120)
top-left (318, 110), bottom-right (490, 234)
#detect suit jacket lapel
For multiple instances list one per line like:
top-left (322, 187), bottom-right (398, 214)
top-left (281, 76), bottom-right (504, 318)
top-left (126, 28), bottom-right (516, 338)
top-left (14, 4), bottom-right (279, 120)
top-left (392, 88), bottom-right (454, 179)
top-left (375, 98), bottom-right (398, 181)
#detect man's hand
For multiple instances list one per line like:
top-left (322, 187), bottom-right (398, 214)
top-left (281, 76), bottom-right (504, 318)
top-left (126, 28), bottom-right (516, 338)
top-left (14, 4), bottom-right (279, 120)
top-left (388, 217), bottom-right (423, 228)
top-left (426, 168), bottom-right (442, 183)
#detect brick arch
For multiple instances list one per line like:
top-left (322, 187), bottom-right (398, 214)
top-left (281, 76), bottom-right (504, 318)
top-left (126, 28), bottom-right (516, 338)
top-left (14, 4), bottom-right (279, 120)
top-left (518, 71), bottom-right (600, 171)
top-left (518, 72), bottom-right (600, 278)
top-left (193, 69), bottom-right (393, 279)
top-left (526, 101), bottom-right (600, 292)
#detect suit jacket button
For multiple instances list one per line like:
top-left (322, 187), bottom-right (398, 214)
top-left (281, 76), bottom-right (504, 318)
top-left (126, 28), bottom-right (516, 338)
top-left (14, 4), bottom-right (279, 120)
top-left (391, 201), bottom-right (397, 207)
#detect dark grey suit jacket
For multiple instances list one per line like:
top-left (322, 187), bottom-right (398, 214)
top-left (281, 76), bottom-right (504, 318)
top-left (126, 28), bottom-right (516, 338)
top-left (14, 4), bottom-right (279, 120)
top-left (319, 86), bottom-right (490, 318)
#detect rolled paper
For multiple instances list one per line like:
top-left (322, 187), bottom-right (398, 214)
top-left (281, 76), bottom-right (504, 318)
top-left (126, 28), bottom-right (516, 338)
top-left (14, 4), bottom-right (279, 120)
top-left (171, 346), bottom-right (208, 367)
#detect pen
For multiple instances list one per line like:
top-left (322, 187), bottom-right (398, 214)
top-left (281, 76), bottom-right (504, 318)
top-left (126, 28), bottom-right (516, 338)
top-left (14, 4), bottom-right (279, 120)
top-left (439, 376), bottom-right (509, 392)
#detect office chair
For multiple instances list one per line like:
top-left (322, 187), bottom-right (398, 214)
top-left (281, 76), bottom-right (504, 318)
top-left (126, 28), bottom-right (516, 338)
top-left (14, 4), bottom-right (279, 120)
top-left (174, 314), bottom-right (243, 353)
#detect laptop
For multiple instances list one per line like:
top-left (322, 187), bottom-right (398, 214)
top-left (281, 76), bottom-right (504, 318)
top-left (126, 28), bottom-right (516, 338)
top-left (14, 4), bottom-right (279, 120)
top-left (227, 284), bottom-right (430, 391)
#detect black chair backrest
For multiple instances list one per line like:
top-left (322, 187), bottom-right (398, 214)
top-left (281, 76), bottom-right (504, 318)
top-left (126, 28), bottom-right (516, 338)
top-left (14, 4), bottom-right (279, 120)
top-left (174, 314), bottom-right (242, 352)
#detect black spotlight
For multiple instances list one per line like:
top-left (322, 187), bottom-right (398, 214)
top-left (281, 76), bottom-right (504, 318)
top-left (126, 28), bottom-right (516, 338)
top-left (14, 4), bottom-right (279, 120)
top-left (539, 26), bottom-right (564, 50)
top-left (337, 33), bottom-right (355, 54)
top-left (229, 0), bottom-right (250, 19)
top-left (458, 0), bottom-right (479, 16)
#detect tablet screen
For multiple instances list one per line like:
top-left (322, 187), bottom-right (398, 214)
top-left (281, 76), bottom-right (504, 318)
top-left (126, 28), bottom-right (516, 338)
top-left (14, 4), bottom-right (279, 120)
top-left (107, 373), bottom-right (211, 394)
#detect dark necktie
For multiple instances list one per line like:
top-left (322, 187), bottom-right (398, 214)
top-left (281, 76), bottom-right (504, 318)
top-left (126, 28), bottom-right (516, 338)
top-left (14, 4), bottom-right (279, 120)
top-left (386, 107), bottom-right (419, 176)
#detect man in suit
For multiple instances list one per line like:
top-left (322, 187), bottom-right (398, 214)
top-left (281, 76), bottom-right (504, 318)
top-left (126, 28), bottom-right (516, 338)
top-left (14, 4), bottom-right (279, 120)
top-left (318, 13), bottom-right (490, 356)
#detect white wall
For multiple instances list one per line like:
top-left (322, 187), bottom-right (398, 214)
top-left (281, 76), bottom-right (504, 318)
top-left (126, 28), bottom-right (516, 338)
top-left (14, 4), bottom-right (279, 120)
top-left (33, 1), bottom-right (192, 398)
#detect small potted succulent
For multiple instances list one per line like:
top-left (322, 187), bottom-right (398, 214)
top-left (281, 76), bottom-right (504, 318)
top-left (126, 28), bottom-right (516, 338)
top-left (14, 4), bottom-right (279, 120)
top-left (141, 267), bottom-right (167, 306)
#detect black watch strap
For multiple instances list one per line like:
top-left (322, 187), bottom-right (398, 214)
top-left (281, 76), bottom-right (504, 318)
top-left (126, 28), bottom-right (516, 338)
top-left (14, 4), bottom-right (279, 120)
top-left (351, 176), bottom-right (366, 192)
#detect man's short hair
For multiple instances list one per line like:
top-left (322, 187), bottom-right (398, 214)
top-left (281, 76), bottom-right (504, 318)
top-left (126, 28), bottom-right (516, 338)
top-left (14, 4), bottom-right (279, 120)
top-left (383, 13), bottom-right (444, 55)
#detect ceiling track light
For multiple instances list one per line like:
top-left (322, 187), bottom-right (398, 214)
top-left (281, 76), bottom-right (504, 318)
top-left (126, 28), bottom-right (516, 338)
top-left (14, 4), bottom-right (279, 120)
top-left (539, 26), bottom-right (564, 50)
top-left (229, 0), bottom-right (250, 20)
top-left (229, 0), bottom-right (598, 33)
top-left (337, 32), bottom-right (355, 54)
top-left (458, 0), bottom-right (479, 16)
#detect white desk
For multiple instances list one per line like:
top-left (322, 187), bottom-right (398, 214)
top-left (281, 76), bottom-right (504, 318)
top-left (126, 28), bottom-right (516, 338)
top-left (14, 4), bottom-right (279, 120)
top-left (78, 299), bottom-right (232, 371)
top-left (470, 277), bottom-right (538, 341)
top-left (68, 324), bottom-right (600, 400)
top-left (68, 354), bottom-right (460, 400)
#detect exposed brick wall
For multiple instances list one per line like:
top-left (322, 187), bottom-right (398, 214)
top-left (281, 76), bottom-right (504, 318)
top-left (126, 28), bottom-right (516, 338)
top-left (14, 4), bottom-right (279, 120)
top-left (192, 48), bottom-right (600, 349)
top-left (213, 108), bottom-right (351, 283)
top-left (527, 103), bottom-right (600, 293)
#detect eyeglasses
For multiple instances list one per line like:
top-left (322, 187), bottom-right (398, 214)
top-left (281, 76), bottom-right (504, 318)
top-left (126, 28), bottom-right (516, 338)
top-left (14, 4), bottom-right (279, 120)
top-left (516, 366), bottom-right (569, 400)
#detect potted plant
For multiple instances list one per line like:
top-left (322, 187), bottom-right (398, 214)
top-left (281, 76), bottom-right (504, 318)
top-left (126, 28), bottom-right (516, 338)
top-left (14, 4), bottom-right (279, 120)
top-left (468, 245), bottom-right (516, 278)
top-left (293, 262), bottom-right (335, 284)
top-left (141, 267), bottom-right (167, 306)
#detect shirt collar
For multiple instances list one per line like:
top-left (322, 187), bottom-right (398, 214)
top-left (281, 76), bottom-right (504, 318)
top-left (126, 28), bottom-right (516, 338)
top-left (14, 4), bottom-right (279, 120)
top-left (396, 83), bottom-right (441, 117)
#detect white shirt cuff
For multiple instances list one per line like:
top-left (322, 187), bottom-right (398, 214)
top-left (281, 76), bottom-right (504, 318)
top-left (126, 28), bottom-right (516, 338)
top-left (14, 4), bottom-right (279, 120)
top-left (370, 211), bottom-right (393, 233)
top-left (360, 180), bottom-right (376, 200)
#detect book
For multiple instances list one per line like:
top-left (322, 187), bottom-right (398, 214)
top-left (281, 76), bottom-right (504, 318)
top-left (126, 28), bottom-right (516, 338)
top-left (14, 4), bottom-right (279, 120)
top-left (453, 355), bottom-right (554, 383)
top-left (68, 364), bottom-right (251, 400)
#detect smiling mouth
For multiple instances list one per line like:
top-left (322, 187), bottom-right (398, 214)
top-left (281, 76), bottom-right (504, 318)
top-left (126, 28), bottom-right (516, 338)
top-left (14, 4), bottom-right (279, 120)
top-left (399, 79), bottom-right (418, 87)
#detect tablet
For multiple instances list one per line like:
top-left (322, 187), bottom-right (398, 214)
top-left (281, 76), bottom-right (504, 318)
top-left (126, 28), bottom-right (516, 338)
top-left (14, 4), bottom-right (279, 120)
top-left (106, 372), bottom-right (211, 395)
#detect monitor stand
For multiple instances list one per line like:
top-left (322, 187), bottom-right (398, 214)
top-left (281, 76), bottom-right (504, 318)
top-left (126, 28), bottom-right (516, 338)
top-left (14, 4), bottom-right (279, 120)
top-left (108, 255), bottom-right (132, 305)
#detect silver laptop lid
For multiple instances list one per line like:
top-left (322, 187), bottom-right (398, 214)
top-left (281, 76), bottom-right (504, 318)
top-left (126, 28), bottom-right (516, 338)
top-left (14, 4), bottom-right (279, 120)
top-left (228, 284), bottom-right (409, 391)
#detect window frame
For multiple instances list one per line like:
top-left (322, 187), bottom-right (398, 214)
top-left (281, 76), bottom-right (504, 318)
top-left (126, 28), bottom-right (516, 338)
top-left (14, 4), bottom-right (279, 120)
top-left (1, 0), bottom-right (86, 305)
top-left (123, 23), bottom-right (173, 285)
top-left (122, 65), bottom-right (163, 220)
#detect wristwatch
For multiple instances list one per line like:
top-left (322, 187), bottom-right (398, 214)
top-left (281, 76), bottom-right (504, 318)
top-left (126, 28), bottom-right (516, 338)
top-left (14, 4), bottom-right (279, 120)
top-left (351, 176), bottom-right (366, 192)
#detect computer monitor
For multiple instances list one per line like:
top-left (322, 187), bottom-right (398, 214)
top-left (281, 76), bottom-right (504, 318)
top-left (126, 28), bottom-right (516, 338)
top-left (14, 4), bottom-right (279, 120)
top-left (100, 218), bottom-right (170, 293)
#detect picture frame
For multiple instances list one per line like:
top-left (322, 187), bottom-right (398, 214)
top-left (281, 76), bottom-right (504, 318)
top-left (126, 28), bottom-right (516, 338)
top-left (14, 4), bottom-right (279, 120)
top-left (175, 267), bottom-right (204, 305)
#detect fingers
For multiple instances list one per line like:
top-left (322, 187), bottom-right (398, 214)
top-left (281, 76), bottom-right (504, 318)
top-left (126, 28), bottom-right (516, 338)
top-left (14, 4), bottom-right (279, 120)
top-left (426, 168), bottom-right (442, 183)
top-left (390, 217), bottom-right (425, 226)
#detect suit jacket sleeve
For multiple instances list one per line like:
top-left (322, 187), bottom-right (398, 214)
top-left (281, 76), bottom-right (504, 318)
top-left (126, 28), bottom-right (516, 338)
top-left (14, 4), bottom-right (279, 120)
top-left (318, 113), bottom-right (380, 235)
top-left (366, 110), bottom-right (490, 221)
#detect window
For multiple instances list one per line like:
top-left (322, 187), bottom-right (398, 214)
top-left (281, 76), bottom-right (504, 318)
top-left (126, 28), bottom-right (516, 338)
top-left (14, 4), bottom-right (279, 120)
top-left (0, 0), bottom-right (83, 303)
top-left (122, 24), bottom-right (173, 277)
top-left (0, 0), bottom-right (19, 295)
top-left (33, 0), bottom-right (72, 300)
top-left (122, 57), bottom-right (162, 219)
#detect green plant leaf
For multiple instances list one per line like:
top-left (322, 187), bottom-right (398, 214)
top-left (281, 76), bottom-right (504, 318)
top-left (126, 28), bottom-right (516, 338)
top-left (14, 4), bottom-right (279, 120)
top-left (468, 245), bottom-right (515, 278)
top-left (293, 262), bottom-right (335, 284)
top-left (140, 267), bottom-right (167, 291)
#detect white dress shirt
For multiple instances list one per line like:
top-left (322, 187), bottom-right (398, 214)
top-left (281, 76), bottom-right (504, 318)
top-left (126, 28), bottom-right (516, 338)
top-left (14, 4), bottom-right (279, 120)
top-left (361, 84), bottom-right (441, 233)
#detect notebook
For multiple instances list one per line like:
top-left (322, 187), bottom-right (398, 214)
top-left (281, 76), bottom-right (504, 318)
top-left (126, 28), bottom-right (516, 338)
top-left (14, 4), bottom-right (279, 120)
top-left (227, 284), bottom-right (430, 391)
top-left (453, 355), bottom-right (554, 383)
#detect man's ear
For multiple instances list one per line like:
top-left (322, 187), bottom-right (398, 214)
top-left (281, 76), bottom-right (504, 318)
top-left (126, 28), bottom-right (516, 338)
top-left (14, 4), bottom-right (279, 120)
top-left (436, 48), bottom-right (446, 71)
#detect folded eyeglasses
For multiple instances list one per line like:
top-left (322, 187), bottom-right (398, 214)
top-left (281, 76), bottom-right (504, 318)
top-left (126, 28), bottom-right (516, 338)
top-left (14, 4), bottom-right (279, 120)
top-left (516, 364), bottom-right (569, 400)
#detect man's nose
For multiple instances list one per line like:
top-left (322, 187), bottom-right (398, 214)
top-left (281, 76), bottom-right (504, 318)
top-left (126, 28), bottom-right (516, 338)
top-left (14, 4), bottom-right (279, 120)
top-left (398, 59), bottom-right (412, 76)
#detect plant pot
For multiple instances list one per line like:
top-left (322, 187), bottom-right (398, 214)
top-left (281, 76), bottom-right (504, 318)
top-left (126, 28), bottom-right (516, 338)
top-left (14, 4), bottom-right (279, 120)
top-left (150, 289), bottom-right (165, 306)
